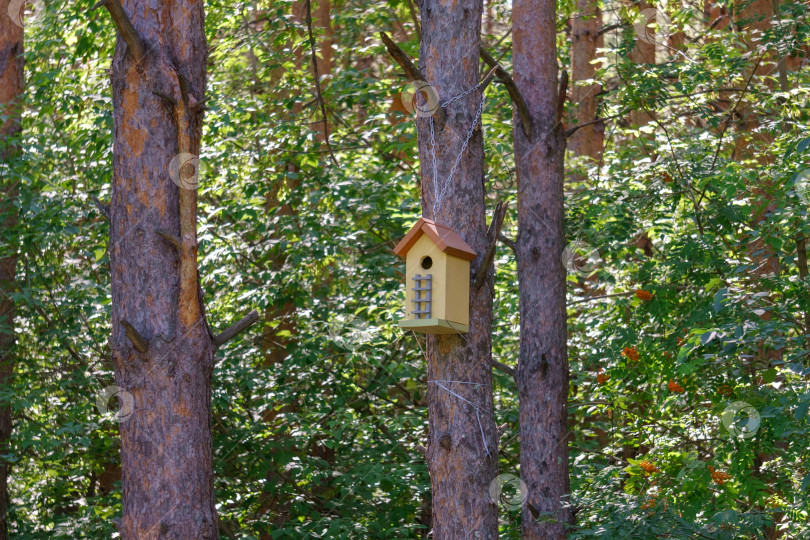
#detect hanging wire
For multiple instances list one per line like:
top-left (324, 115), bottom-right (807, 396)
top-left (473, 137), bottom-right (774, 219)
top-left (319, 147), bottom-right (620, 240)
top-left (427, 78), bottom-right (490, 220)
top-left (410, 331), bottom-right (494, 459)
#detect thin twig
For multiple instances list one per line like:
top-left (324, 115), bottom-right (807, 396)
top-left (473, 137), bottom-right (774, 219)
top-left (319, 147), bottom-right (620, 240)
top-left (474, 200), bottom-right (508, 288)
top-left (492, 359), bottom-right (515, 377)
top-left (564, 110), bottom-right (628, 138)
top-left (567, 291), bottom-right (634, 305)
top-left (497, 232), bottom-right (516, 253)
top-left (213, 310), bottom-right (259, 347)
top-left (479, 47), bottom-right (532, 137)
top-left (91, 194), bottom-right (110, 220)
top-left (304, 0), bottom-right (339, 167)
top-left (404, 0), bottom-right (421, 41)
top-left (121, 320), bottom-right (149, 353)
top-left (706, 53), bottom-right (766, 178)
top-left (380, 31), bottom-right (447, 129)
top-left (91, 0), bottom-right (146, 62)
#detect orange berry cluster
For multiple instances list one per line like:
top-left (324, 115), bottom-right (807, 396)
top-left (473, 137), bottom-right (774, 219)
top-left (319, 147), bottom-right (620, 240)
top-left (640, 495), bottom-right (667, 511)
top-left (639, 461), bottom-right (660, 474)
top-left (635, 289), bottom-right (653, 301)
top-left (622, 346), bottom-right (640, 362)
top-left (708, 466), bottom-right (731, 485)
top-left (596, 371), bottom-right (610, 385)
top-left (668, 379), bottom-right (685, 393)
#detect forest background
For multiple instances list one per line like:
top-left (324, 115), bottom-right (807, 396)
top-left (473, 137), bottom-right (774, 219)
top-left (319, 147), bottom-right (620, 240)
top-left (0, 0), bottom-right (809, 538)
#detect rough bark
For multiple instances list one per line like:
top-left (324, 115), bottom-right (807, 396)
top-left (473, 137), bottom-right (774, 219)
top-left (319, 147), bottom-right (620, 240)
top-left (103, 1), bottom-right (217, 537)
top-left (513, 0), bottom-right (572, 537)
top-left (569, 0), bottom-right (602, 161)
top-left (415, 0), bottom-right (498, 537)
top-left (0, 4), bottom-right (21, 537)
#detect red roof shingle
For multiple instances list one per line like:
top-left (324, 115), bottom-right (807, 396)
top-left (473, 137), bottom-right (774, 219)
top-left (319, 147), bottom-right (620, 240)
top-left (393, 218), bottom-right (477, 261)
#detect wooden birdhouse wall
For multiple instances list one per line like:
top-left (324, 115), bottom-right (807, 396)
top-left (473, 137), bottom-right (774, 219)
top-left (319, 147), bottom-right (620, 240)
top-left (403, 234), bottom-right (470, 327)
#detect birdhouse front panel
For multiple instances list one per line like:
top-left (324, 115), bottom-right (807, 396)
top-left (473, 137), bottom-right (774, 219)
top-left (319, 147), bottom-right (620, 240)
top-left (404, 234), bottom-right (448, 321)
top-left (394, 218), bottom-right (476, 335)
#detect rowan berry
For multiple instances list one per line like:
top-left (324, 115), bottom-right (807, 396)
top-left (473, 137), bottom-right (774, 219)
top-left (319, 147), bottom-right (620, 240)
top-left (708, 465), bottom-right (731, 485)
top-left (640, 461), bottom-right (660, 474)
top-left (635, 289), bottom-right (653, 301)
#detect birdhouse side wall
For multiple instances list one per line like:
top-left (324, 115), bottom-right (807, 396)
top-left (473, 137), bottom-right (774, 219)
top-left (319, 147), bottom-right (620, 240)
top-left (404, 235), bottom-right (448, 321)
top-left (443, 255), bottom-right (470, 326)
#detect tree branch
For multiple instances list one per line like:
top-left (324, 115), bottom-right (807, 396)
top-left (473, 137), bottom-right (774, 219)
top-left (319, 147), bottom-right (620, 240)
top-left (91, 195), bottom-right (110, 220)
top-left (479, 47), bottom-right (532, 137)
top-left (555, 69), bottom-right (569, 127)
top-left (706, 52), bottom-right (766, 177)
top-left (497, 232), bottom-right (516, 254)
top-left (564, 110), bottom-right (628, 138)
top-left (121, 320), bottom-right (149, 353)
top-left (152, 90), bottom-right (177, 106)
top-left (156, 229), bottom-right (182, 250)
top-left (597, 22), bottom-right (624, 36)
top-left (380, 31), bottom-right (447, 129)
top-left (213, 310), bottom-right (259, 347)
top-left (479, 65), bottom-right (498, 92)
top-left (404, 0), bottom-right (421, 41)
top-left (91, 0), bottom-right (146, 62)
top-left (305, 0), bottom-right (339, 167)
top-left (474, 200), bottom-right (508, 288)
top-left (492, 359), bottom-right (515, 378)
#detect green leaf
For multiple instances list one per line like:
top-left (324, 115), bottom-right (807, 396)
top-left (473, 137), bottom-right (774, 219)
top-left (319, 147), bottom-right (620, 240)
top-left (713, 288), bottom-right (727, 313)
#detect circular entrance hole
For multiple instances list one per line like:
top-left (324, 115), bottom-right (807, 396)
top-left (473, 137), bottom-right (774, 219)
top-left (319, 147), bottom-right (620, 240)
top-left (421, 256), bottom-right (433, 270)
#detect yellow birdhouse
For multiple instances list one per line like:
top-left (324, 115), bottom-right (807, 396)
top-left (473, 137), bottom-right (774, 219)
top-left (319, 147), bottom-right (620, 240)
top-left (393, 218), bottom-right (476, 334)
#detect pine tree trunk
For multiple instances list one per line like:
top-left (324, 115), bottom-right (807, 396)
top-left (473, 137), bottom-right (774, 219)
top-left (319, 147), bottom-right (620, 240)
top-left (629, 0), bottom-right (655, 127)
top-left (0, 5), bottom-right (21, 537)
top-left (416, 1), bottom-right (498, 537)
top-left (105, 1), bottom-right (217, 537)
top-left (513, 0), bottom-right (571, 537)
top-left (569, 0), bottom-right (602, 161)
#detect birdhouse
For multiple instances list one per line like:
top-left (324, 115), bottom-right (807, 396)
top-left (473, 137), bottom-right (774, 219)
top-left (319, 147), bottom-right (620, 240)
top-left (393, 218), bottom-right (476, 334)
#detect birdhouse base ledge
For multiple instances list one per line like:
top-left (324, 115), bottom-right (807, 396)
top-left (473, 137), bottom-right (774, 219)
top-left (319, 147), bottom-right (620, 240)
top-left (398, 318), bottom-right (469, 335)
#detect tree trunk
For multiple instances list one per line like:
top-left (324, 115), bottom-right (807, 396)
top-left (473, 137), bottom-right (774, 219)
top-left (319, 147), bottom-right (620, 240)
top-left (0, 4), bottom-right (21, 538)
top-left (104, 1), bottom-right (217, 537)
top-left (513, 0), bottom-right (571, 538)
top-left (569, 0), bottom-right (602, 161)
top-left (629, 0), bottom-right (656, 127)
top-left (416, 1), bottom-right (498, 537)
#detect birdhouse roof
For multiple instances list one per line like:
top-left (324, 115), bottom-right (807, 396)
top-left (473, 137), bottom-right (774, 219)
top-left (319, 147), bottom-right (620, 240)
top-left (393, 218), bottom-right (477, 261)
